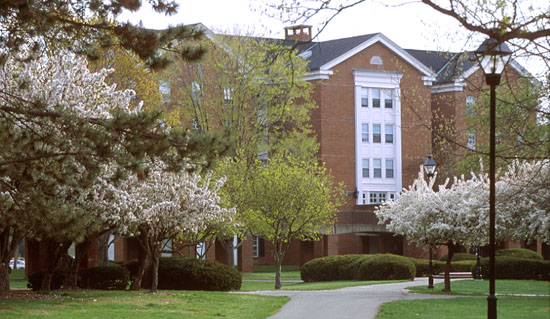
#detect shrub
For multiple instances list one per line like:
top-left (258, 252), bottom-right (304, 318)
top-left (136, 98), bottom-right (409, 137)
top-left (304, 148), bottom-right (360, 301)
top-left (356, 254), bottom-right (415, 281)
top-left (156, 257), bottom-right (241, 291)
top-left (80, 265), bottom-right (130, 290)
top-left (495, 248), bottom-right (543, 261)
top-left (27, 270), bottom-right (65, 291)
top-left (450, 260), bottom-right (476, 272)
top-left (301, 254), bottom-right (373, 282)
top-left (409, 258), bottom-right (444, 277)
top-left (439, 253), bottom-right (477, 262)
top-left (476, 257), bottom-right (550, 280)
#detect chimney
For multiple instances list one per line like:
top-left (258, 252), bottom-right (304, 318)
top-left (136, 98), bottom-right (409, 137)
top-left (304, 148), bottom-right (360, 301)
top-left (284, 25), bottom-right (312, 41)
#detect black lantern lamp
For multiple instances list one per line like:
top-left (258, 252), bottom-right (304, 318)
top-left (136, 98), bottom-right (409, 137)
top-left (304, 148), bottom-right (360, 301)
top-left (423, 154), bottom-right (437, 289)
top-left (474, 37), bottom-right (512, 319)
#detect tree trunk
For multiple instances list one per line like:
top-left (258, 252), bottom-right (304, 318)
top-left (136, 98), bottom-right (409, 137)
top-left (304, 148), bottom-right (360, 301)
top-left (97, 231), bottom-right (111, 266)
top-left (150, 244), bottom-right (160, 293)
top-left (274, 260), bottom-right (282, 290)
top-left (64, 238), bottom-right (93, 290)
top-left (443, 241), bottom-right (455, 292)
top-left (0, 263), bottom-right (10, 294)
top-left (0, 228), bottom-right (24, 294)
top-left (41, 239), bottom-right (72, 291)
top-left (130, 245), bottom-right (148, 291)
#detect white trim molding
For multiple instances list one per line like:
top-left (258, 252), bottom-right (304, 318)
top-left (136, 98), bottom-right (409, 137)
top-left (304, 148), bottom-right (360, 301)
top-left (304, 69), bottom-right (334, 81)
top-left (431, 81), bottom-right (467, 93)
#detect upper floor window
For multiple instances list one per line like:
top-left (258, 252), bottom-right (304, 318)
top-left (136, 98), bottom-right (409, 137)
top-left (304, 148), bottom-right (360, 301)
top-left (159, 80), bottom-right (171, 103)
top-left (385, 124), bottom-right (394, 143)
top-left (373, 124), bottom-right (381, 143)
top-left (361, 88), bottom-right (368, 107)
top-left (362, 158), bottom-right (369, 178)
top-left (466, 96), bottom-right (475, 116)
top-left (373, 159), bottom-right (382, 178)
top-left (467, 131), bottom-right (476, 150)
top-left (383, 89), bottom-right (393, 108)
top-left (372, 89), bottom-right (381, 108)
top-left (362, 123), bottom-right (369, 142)
top-left (386, 159), bottom-right (394, 178)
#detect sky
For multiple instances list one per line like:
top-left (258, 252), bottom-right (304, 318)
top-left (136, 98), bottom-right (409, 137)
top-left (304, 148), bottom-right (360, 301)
top-left (117, 0), bottom-right (544, 76)
top-left (118, 0), bottom-right (471, 51)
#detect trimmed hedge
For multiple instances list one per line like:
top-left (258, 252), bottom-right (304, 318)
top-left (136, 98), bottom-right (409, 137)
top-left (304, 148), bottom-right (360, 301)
top-left (356, 254), bottom-right (415, 281)
top-left (27, 270), bottom-right (65, 291)
top-left (409, 258), bottom-right (444, 277)
top-left (475, 257), bottom-right (550, 280)
top-left (301, 254), bottom-right (415, 282)
top-left (80, 265), bottom-right (130, 290)
top-left (301, 255), bottom-right (367, 282)
top-left (439, 253), bottom-right (477, 262)
top-left (496, 248), bottom-right (543, 261)
top-left (124, 257), bottom-right (241, 291)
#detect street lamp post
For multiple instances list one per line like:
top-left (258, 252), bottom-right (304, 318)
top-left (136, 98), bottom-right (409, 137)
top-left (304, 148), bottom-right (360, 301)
top-left (474, 37), bottom-right (512, 319)
top-left (423, 154), bottom-right (437, 289)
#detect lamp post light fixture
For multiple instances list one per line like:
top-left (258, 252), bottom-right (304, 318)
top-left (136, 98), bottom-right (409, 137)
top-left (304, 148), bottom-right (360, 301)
top-left (474, 37), bottom-right (512, 319)
top-left (423, 154), bottom-right (437, 289)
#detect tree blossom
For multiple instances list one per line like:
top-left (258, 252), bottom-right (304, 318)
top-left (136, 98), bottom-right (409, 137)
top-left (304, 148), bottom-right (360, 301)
top-left (104, 162), bottom-right (236, 292)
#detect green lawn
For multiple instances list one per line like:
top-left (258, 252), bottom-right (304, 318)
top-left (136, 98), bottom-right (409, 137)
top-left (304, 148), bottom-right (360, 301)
top-left (240, 279), bottom-right (408, 291)
top-left (376, 297), bottom-right (549, 319)
top-left (241, 271), bottom-right (301, 281)
top-left (408, 280), bottom-right (550, 296)
top-left (9, 269), bottom-right (27, 289)
top-left (0, 290), bottom-right (289, 319)
top-left (251, 265), bottom-right (301, 272)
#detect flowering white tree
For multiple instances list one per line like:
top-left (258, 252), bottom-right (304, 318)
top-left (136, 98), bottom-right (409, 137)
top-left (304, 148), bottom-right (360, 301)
top-left (376, 168), bottom-right (497, 292)
top-left (376, 161), bottom-right (550, 292)
top-left (497, 160), bottom-right (550, 244)
top-left (106, 162), bottom-right (236, 293)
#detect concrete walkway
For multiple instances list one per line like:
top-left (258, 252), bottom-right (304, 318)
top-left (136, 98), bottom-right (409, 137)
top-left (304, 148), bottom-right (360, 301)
top-left (239, 278), bottom-right (461, 319)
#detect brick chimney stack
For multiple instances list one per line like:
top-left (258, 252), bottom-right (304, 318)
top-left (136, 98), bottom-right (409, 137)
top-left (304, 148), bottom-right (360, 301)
top-left (284, 25), bottom-right (312, 41)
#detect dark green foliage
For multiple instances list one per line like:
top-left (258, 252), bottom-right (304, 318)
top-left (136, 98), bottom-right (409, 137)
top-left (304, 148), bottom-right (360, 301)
top-left (409, 258), bottom-right (445, 277)
top-left (450, 260), bottom-right (476, 272)
top-left (80, 265), bottom-right (130, 290)
top-left (301, 254), bottom-right (414, 282)
top-left (356, 254), bottom-right (416, 281)
top-left (124, 257), bottom-right (241, 291)
top-left (0, 0), bottom-right (204, 69)
top-left (475, 257), bottom-right (550, 280)
top-left (27, 270), bottom-right (65, 291)
top-left (439, 253), bottom-right (477, 262)
top-left (496, 248), bottom-right (543, 261)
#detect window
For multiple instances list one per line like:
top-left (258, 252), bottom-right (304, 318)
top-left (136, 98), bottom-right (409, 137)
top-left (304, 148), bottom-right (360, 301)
top-left (385, 124), bottom-right (393, 143)
top-left (159, 80), bottom-right (171, 103)
top-left (369, 192), bottom-right (386, 204)
top-left (466, 96), bottom-right (475, 116)
top-left (386, 159), bottom-right (394, 178)
top-left (467, 131), bottom-right (476, 150)
top-left (373, 159), bottom-right (382, 178)
top-left (362, 158), bottom-right (369, 178)
top-left (224, 87), bottom-right (233, 101)
top-left (372, 89), bottom-right (380, 108)
top-left (383, 89), bottom-right (393, 108)
top-left (161, 239), bottom-right (173, 257)
top-left (252, 236), bottom-right (259, 258)
top-left (192, 81), bottom-right (201, 103)
top-left (389, 193), bottom-right (396, 200)
top-left (362, 192), bottom-right (367, 204)
top-left (361, 88), bottom-right (368, 107)
top-left (361, 123), bottom-right (369, 142)
top-left (373, 124), bottom-right (381, 143)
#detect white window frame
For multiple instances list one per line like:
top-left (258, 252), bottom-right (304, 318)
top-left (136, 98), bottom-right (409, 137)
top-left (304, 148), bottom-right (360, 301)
top-left (252, 236), bottom-right (259, 258)
top-left (373, 124), bottom-right (381, 143)
top-left (386, 159), bottom-right (394, 178)
top-left (385, 124), bottom-right (393, 143)
top-left (467, 131), bottom-right (477, 150)
top-left (361, 123), bottom-right (369, 142)
top-left (362, 158), bottom-right (369, 178)
top-left (373, 159), bottom-right (382, 178)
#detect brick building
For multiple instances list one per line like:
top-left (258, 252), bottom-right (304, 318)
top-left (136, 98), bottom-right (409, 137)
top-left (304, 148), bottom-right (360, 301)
top-left (25, 24), bottom-right (546, 276)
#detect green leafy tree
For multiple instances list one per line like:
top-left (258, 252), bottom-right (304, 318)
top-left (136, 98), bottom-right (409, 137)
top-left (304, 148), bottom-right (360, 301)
top-left (223, 155), bottom-right (344, 289)
top-left (161, 31), bottom-right (320, 265)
